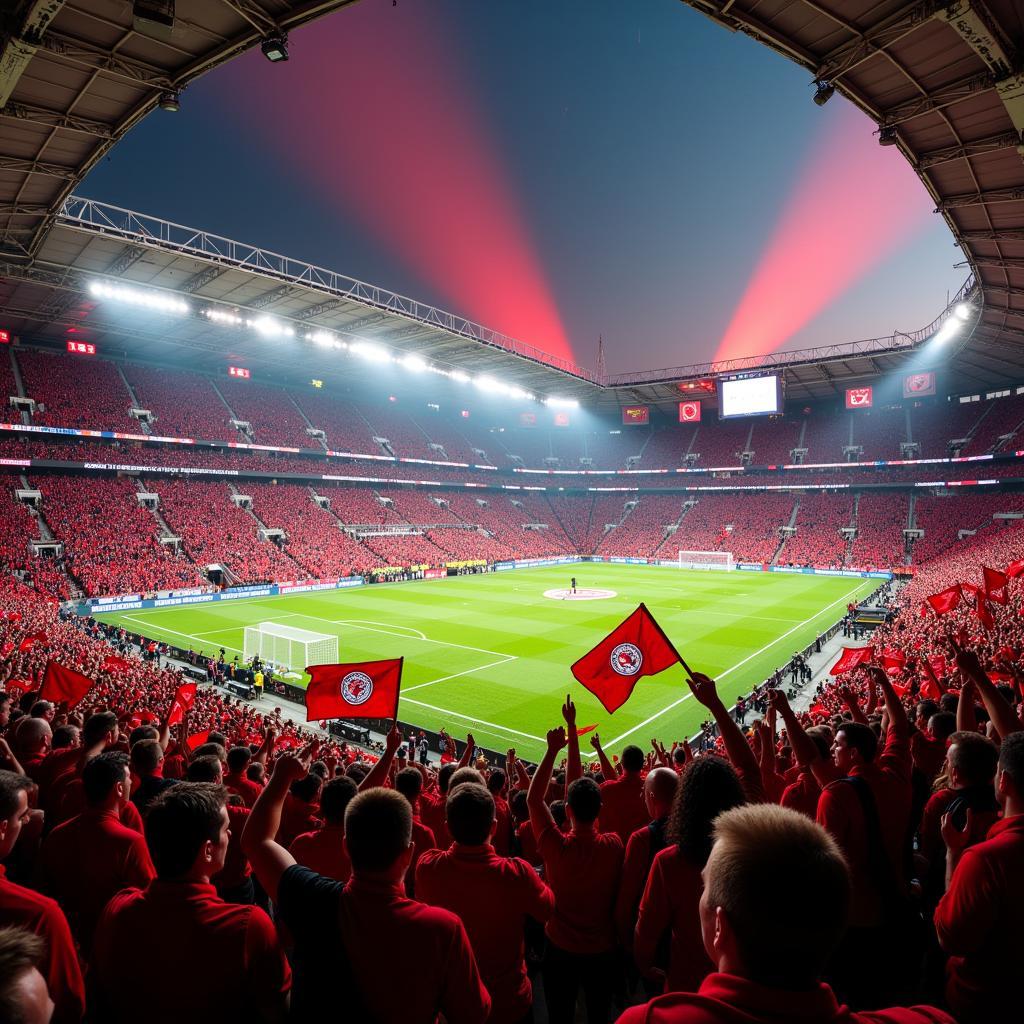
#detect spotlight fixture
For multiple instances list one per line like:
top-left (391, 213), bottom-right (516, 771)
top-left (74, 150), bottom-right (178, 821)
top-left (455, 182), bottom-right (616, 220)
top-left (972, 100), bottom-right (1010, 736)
top-left (878, 125), bottom-right (898, 146)
top-left (157, 91), bottom-right (180, 112)
top-left (812, 80), bottom-right (834, 106)
top-left (261, 33), bottom-right (288, 63)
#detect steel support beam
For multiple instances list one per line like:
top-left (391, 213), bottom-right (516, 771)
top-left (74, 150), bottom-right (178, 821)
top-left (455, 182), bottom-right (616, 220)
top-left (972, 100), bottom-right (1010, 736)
top-left (916, 130), bottom-right (1023, 169)
top-left (38, 30), bottom-right (176, 91)
top-left (879, 70), bottom-right (995, 129)
top-left (178, 265), bottom-right (227, 294)
top-left (936, 187), bottom-right (1024, 210)
top-left (0, 100), bottom-right (113, 138)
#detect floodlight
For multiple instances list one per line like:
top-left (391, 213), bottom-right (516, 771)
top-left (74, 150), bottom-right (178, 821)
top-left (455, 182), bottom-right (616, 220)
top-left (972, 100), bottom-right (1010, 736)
top-left (545, 397), bottom-right (579, 409)
top-left (158, 91), bottom-right (180, 112)
top-left (450, 371), bottom-right (471, 383)
top-left (813, 80), bottom-right (834, 106)
top-left (261, 34), bottom-right (288, 62)
top-left (878, 125), bottom-right (898, 146)
top-left (402, 354), bottom-right (427, 373)
top-left (953, 303), bottom-right (972, 321)
top-left (351, 342), bottom-right (391, 363)
top-left (933, 318), bottom-right (961, 345)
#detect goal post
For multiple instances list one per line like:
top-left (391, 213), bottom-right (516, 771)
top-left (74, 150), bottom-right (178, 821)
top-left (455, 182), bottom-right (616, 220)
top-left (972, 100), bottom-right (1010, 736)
top-left (677, 550), bottom-right (735, 571)
top-left (243, 621), bottom-right (338, 671)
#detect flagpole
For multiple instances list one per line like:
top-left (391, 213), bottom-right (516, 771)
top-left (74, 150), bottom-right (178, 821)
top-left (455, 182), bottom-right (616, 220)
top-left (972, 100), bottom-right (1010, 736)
top-left (639, 603), bottom-right (694, 679)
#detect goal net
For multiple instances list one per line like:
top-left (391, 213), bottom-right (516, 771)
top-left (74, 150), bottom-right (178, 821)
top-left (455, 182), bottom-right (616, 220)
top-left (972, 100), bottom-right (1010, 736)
top-left (678, 550), bottom-right (735, 571)
top-left (243, 621), bottom-right (338, 671)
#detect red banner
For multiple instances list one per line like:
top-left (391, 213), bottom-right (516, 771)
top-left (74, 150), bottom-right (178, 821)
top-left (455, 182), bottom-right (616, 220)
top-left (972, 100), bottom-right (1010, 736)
top-left (519, 412), bottom-right (537, 428)
top-left (845, 386), bottom-right (873, 409)
top-left (305, 658), bottom-right (403, 721)
top-left (40, 661), bottom-right (94, 708)
top-left (830, 646), bottom-right (875, 675)
top-left (903, 371), bottom-right (936, 398)
top-left (678, 400), bottom-right (701, 423)
top-left (622, 406), bottom-right (649, 426)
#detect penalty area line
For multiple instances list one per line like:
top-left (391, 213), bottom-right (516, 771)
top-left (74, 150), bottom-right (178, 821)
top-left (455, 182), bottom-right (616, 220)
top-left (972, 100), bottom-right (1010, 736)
top-left (401, 656), bottom-right (519, 694)
top-left (400, 696), bottom-right (544, 743)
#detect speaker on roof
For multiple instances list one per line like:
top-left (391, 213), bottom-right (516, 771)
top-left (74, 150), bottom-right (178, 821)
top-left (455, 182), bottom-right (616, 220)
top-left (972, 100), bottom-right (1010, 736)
top-left (133, 1), bottom-right (175, 35)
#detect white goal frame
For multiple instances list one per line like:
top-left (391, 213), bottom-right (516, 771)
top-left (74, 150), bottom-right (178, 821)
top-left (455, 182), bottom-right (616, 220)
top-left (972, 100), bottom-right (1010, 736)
top-left (243, 621), bottom-right (338, 671)
top-left (677, 550), bottom-right (735, 571)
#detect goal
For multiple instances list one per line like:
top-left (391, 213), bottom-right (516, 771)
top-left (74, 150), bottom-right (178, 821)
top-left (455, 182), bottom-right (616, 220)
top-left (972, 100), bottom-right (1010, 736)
top-left (243, 621), bottom-right (338, 671)
top-left (677, 550), bottom-right (735, 571)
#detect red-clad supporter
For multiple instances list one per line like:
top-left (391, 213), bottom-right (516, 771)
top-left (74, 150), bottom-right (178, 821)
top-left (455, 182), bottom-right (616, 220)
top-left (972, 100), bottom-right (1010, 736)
top-left (617, 805), bottom-right (954, 1024)
top-left (288, 774), bottom-right (357, 882)
top-left (34, 751), bottom-right (155, 954)
top-left (224, 742), bottom-right (268, 807)
top-left (92, 783), bottom-right (290, 1023)
top-left (128, 738), bottom-right (178, 815)
top-left (0, 771), bottom-right (85, 1024)
top-left (935, 711), bottom-right (1024, 1022)
top-left (597, 741), bottom-right (649, 843)
top-left (392, 767), bottom-right (438, 895)
top-left (615, 766), bottom-right (678, 952)
top-left (420, 760), bottom-right (457, 850)
top-left (0, 926), bottom-right (54, 1024)
top-left (242, 749), bottom-right (491, 1023)
top-left (416, 782), bottom-right (555, 1024)
top-left (527, 699), bottom-right (624, 1024)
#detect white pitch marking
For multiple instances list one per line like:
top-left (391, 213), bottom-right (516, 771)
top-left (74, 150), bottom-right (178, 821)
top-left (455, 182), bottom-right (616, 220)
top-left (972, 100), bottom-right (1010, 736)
top-left (401, 656), bottom-right (518, 694)
top-left (119, 616), bottom-right (245, 655)
top-left (400, 696), bottom-right (544, 742)
top-left (328, 619), bottom-right (513, 659)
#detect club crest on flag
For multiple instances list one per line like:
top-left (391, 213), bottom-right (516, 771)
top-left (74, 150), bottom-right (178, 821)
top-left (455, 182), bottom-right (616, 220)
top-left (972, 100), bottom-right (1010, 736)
top-left (341, 671), bottom-right (374, 705)
top-left (610, 643), bottom-right (643, 676)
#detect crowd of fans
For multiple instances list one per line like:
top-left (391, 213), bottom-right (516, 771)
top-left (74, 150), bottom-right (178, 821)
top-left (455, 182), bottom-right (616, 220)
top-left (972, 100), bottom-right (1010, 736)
top-left (2, 507), bottom-right (1024, 1020)
top-left (11, 346), bottom-right (1024, 471)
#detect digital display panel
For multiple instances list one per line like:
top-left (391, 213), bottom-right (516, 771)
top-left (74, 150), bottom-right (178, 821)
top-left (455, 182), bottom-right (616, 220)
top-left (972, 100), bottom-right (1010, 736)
top-left (717, 374), bottom-right (782, 419)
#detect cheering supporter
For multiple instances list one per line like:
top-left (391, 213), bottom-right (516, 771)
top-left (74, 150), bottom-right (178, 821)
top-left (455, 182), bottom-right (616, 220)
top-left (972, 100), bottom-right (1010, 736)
top-left (129, 738), bottom-right (177, 814)
top-left (391, 766), bottom-right (439, 894)
top-left (241, 749), bottom-right (491, 1023)
top-left (33, 751), bottom-right (155, 954)
top-left (601, 496), bottom-right (687, 560)
top-left (934, 715), bottom-right (1024, 1022)
top-left (121, 363), bottom-right (237, 441)
top-left (848, 493), bottom-right (909, 570)
top-left (416, 782), bottom-right (555, 1024)
top-left (617, 804), bottom-right (954, 1024)
top-left (0, 771), bottom-right (84, 1024)
top-left (224, 741), bottom-right (267, 807)
top-left (0, 927), bottom-right (54, 1024)
top-left (92, 783), bottom-right (291, 1022)
top-left (217, 377), bottom-right (315, 449)
top-left (595, 739), bottom-right (648, 843)
top-left (527, 698), bottom-right (624, 1024)
top-left (18, 350), bottom-right (133, 432)
top-left (288, 775), bottom-right (357, 882)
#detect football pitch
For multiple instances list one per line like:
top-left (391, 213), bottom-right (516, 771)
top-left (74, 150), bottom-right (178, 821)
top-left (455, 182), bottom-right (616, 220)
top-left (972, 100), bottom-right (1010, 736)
top-left (93, 564), bottom-right (879, 761)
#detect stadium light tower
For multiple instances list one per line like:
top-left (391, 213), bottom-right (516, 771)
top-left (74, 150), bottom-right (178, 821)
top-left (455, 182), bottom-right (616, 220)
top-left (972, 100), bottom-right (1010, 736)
top-left (261, 33), bottom-right (289, 63)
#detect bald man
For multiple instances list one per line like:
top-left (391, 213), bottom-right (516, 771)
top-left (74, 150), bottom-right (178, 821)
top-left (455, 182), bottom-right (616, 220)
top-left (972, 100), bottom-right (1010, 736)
top-left (615, 766), bottom-right (679, 948)
top-left (12, 719), bottom-right (51, 782)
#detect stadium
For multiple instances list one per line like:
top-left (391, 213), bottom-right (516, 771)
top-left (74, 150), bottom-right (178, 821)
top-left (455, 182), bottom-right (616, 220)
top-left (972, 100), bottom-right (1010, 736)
top-left (0, 2), bottom-right (1022, 1023)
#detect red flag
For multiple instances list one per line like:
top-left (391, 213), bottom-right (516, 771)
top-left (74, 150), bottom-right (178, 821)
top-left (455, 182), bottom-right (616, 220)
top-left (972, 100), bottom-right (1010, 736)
top-left (1, 611), bottom-right (22, 622)
top-left (920, 674), bottom-right (942, 702)
top-left (928, 656), bottom-right (947, 680)
top-left (891, 682), bottom-right (909, 698)
top-left (570, 604), bottom-right (681, 714)
top-left (305, 658), bottom-right (403, 721)
top-left (39, 661), bottom-right (93, 709)
top-left (998, 646), bottom-right (1018, 664)
top-left (977, 600), bottom-right (995, 632)
top-left (808, 702), bottom-right (829, 717)
top-left (925, 586), bottom-right (962, 616)
top-left (0, 641), bottom-right (13, 658)
top-left (881, 648), bottom-right (906, 676)
top-left (102, 654), bottom-right (134, 673)
top-left (167, 682), bottom-right (198, 727)
top-left (830, 646), bottom-right (875, 676)
top-left (185, 730), bottom-right (212, 753)
top-left (983, 566), bottom-right (1009, 605)
top-left (1006, 559), bottom-right (1024, 580)
top-left (576, 723), bottom-right (599, 735)
top-left (18, 631), bottom-right (48, 652)
top-left (4, 678), bottom-right (32, 694)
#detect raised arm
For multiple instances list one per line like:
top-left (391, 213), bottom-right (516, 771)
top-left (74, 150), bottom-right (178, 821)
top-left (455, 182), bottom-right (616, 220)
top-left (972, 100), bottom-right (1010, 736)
top-left (687, 672), bottom-right (759, 781)
top-left (562, 695), bottom-right (581, 788)
top-left (956, 678), bottom-right (978, 734)
top-left (871, 666), bottom-right (909, 737)
top-left (458, 732), bottom-right (476, 768)
top-left (589, 732), bottom-right (617, 779)
top-left (253, 723), bottom-right (277, 767)
top-left (838, 684), bottom-right (868, 725)
top-left (952, 643), bottom-right (1022, 739)
top-left (359, 724), bottom-right (402, 791)
top-left (241, 750), bottom-right (312, 902)
top-left (527, 727), bottom-right (567, 840)
top-left (768, 689), bottom-right (831, 786)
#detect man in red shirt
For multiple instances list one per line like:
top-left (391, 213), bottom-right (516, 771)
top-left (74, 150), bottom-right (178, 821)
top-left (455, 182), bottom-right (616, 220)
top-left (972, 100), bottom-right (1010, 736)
top-left (417, 782), bottom-right (554, 1023)
top-left (935, 730), bottom-right (1024, 1022)
top-left (528, 706), bottom-right (623, 1024)
top-left (615, 766), bottom-right (678, 951)
top-left (35, 751), bottom-right (155, 955)
top-left (241, 748), bottom-right (491, 1023)
top-left (0, 770), bottom-right (84, 1024)
top-left (225, 743), bottom-right (266, 807)
top-left (815, 667), bottom-right (913, 1008)
top-left (599, 743), bottom-right (648, 843)
top-left (420, 761), bottom-right (457, 850)
top-left (393, 767), bottom-right (437, 895)
top-left (616, 804), bottom-right (953, 1024)
top-left (92, 782), bottom-right (290, 1022)
top-left (289, 775), bottom-right (357, 882)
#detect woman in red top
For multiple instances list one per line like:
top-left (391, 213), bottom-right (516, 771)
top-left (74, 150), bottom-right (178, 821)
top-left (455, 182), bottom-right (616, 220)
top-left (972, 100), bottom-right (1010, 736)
top-left (634, 757), bottom-right (746, 993)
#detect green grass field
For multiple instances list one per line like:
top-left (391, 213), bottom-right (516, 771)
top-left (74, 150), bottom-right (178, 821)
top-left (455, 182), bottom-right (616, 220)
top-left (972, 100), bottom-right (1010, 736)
top-left (93, 564), bottom-right (878, 761)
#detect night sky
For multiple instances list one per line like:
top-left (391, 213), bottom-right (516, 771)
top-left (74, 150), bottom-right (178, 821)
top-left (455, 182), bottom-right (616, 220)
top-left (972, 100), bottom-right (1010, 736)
top-left (81, 0), bottom-right (966, 375)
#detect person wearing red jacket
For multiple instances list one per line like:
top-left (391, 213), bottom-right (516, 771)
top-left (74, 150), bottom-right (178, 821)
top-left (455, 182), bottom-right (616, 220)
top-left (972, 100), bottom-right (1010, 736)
top-left (0, 770), bottom-right (84, 1024)
top-left (935, 729), bottom-right (1024, 1022)
top-left (617, 804), bottom-right (953, 1024)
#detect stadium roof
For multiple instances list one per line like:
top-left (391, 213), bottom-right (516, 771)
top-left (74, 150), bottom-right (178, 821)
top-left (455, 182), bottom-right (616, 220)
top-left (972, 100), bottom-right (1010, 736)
top-left (0, 1), bottom-right (1022, 414)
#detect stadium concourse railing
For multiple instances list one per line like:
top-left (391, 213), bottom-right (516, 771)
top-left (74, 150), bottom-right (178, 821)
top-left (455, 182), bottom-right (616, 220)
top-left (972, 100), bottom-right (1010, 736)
top-left (77, 557), bottom-right (893, 766)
